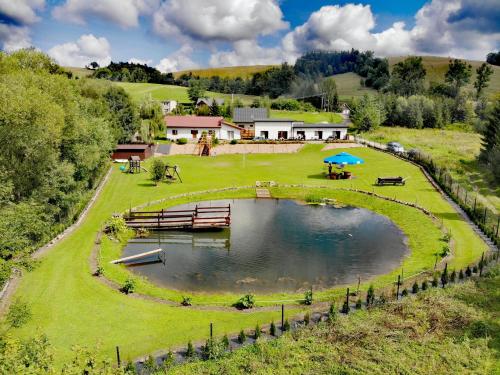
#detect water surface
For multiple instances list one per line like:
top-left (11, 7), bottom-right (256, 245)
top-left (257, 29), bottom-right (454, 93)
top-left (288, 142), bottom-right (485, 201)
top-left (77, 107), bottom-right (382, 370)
top-left (122, 199), bottom-right (408, 293)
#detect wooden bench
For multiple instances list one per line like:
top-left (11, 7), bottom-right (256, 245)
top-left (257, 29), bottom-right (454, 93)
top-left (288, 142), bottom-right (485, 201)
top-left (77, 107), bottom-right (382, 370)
top-left (376, 176), bottom-right (406, 186)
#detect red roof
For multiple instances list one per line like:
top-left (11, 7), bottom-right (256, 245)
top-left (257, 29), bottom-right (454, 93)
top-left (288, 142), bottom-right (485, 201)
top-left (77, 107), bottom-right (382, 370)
top-left (165, 116), bottom-right (223, 128)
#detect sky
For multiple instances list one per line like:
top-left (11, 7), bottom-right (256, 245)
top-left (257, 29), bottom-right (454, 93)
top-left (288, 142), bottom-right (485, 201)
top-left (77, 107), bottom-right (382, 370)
top-left (0, 0), bottom-right (499, 72)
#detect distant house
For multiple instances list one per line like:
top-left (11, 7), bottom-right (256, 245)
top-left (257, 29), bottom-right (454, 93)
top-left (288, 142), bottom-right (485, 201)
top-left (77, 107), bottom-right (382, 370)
top-left (111, 144), bottom-right (155, 160)
top-left (161, 100), bottom-right (177, 114)
top-left (165, 116), bottom-right (241, 141)
top-left (196, 98), bottom-right (225, 110)
top-left (233, 107), bottom-right (268, 129)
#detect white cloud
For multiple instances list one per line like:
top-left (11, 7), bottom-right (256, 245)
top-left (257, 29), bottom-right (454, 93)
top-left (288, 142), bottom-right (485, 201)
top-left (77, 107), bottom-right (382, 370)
top-left (210, 40), bottom-right (287, 67)
top-left (0, 24), bottom-right (32, 52)
top-left (153, 0), bottom-right (288, 43)
top-left (128, 58), bottom-right (153, 66)
top-left (52, 0), bottom-right (159, 28)
top-left (0, 0), bottom-right (44, 25)
top-left (156, 45), bottom-right (199, 73)
top-left (48, 34), bottom-right (111, 67)
top-left (280, 0), bottom-right (499, 62)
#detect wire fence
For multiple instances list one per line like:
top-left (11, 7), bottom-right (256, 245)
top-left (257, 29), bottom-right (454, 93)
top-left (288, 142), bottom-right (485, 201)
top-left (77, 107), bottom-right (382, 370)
top-left (354, 136), bottom-right (500, 248)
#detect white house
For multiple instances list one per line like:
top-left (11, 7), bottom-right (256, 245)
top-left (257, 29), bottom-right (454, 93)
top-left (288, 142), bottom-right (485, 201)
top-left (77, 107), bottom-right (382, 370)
top-left (165, 116), bottom-right (241, 141)
top-left (253, 119), bottom-right (349, 140)
top-left (161, 100), bottom-right (177, 114)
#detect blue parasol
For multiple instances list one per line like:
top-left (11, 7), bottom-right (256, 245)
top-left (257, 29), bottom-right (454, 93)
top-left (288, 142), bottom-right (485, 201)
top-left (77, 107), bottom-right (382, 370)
top-left (323, 152), bottom-right (364, 165)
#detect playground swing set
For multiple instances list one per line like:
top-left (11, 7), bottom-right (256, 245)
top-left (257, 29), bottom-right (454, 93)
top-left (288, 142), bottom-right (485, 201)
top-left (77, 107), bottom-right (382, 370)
top-left (120, 156), bottom-right (182, 183)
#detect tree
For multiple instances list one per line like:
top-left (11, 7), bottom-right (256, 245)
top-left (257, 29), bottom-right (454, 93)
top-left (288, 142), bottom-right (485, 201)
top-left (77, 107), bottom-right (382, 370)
top-left (479, 96), bottom-right (500, 182)
top-left (88, 61), bottom-right (99, 69)
top-left (387, 57), bottom-right (426, 96)
top-left (320, 77), bottom-right (339, 112)
top-left (486, 51), bottom-right (500, 66)
top-left (150, 159), bottom-right (165, 185)
top-left (474, 63), bottom-right (493, 99)
top-left (445, 59), bottom-right (472, 97)
top-left (187, 79), bottom-right (207, 104)
top-left (351, 95), bottom-right (386, 131)
top-left (210, 98), bottom-right (221, 116)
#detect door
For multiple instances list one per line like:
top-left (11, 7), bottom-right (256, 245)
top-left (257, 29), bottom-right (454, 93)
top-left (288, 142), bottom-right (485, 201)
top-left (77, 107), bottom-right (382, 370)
top-left (315, 131), bottom-right (323, 140)
top-left (335, 131), bottom-right (341, 139)
top-left (191, 130), bottom-right (198, 139)
top-left (278, 131), bottom-right (288, 140)
top-left (296, 131), bottom-right (305, 140)
top-left (227, 131), bottom-right (234, 140)
top-left (260, 131), bottom-right (269, 139)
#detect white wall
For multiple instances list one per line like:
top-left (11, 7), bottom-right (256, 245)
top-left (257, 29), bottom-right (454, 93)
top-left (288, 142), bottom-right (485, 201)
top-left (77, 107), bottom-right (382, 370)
top-left (293, 128), bottom-right (348, 140)
top-left (161, 100), bottom-right (177, 114)
top-left (254, 121), bottom-right (293, 139)
top-left (166, 126), bottom-right (240, 141)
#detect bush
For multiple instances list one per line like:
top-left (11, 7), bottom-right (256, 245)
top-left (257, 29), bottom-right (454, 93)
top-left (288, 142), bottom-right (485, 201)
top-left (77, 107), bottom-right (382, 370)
top-left (201, 338), bottom-right (225, 360)
top-left (412, 282), bottom-right (419, 294)
top-left (150, 158), bottom-right (165, 185)
top-left (234, 294), bottom-right (255, 309)
top-left (177, 138), bottom-right (188, 145)
top-left (304, 289), bottom-right (313, 305)
top-left (432, 276), bottom-right (439, 287)
top-left (401, 288), bottom-right (409, 297)
top-left (7, 299), bottom-right (32, 328)
top-left (270, 321), bottom-right (276, 336)
top-left (450, 270), bottom-right (457, 282)
top-left (328, 303), bottom-right (337, 322)
top-left (283, 319), bottom-right (290, 332)
top-left (469, 320), bottom-right (490, 338)
top-left (366, 284), bottom-right (375, 306)
top-left (378, 293), bottom-right (387, 305)
top-left (254, 324), bottom-right (261, 340)
top-left (465, 266), bottom-right (472, 277)
top-left (181, 296), bottom-right (192, 306)
top-left (472, 265), bottom-right (478, 274)
top-left (122, 278), bottom-right (136, 294)
top-left (186, 341), bottom-right (195, 357)
top-left (230, 139), bottom-right (238, 145)
top-left (304, 312), bottom-right (310, 325)
top-left (94, 266), bottom-right (104, 277)
top-left (270, 98), bottom-right (302, 111)
top-left (355, 299), bottom-right (362, 309)
top-left (238, 330), bottom-right (246, 344)
top-left (221, 334), bottom-right (229, 350)
top-left (104, 216), bottom-right (128, 236)
top-left (441, 268), bottom-right (449, 287)
top-left (421, 280), bottom-right (428, 290)
top-left (341, 301), bottom-right (350, 314)
top-left (459, 269), bottom-right (465, 279)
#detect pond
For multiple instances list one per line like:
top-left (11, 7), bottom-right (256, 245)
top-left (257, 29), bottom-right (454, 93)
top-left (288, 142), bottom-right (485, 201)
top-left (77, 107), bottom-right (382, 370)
top-left (121, 199), bottom-right (409, 293)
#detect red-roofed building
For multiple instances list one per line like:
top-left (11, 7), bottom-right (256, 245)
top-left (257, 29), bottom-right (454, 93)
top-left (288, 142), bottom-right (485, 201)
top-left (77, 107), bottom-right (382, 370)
top-left (165, 116), bottom-right (241, 141)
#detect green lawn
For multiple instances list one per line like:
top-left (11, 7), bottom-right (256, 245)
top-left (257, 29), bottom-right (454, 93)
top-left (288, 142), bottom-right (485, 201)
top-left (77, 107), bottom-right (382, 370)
top-left (3, 145), bottom-right (488, 366)
top-left (270, 110), bottom-right (343, 123)
top-left (332, 72), bottom-right (378, 99)
top-left (115, 82), bottom-right (258, 105)
top-left (360, 126), bottom-right (499, 213)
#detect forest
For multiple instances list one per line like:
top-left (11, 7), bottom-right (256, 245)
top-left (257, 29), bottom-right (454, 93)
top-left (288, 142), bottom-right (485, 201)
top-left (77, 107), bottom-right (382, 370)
top-left (0, 50), bottom-right (139, 287)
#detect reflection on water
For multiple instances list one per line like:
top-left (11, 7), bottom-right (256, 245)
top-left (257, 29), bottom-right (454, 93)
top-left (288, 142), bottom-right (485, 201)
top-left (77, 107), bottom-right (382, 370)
top-left (121, 199), bottom-right (409, 293)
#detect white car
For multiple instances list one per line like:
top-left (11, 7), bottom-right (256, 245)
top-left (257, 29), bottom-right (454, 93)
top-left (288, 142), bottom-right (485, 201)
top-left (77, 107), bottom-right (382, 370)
top-left (387, 142), bottom-right (405, 153)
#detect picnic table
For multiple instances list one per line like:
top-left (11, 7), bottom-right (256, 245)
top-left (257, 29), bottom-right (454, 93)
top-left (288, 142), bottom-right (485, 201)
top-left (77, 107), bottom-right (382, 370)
top-left (376, 176), bottom-right (406, 186)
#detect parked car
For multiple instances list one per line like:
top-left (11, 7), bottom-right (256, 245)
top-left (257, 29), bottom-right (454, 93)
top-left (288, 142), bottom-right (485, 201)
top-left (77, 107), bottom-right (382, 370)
top-left (253, 136), bottom-right (266, 141)
top-left (387, 142), bottom-right (405, 153)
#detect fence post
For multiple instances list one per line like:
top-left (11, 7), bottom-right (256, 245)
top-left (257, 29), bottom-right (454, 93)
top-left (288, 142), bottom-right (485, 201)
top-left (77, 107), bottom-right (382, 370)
top-left (116, 346), bottom-right (121, 368)
top-left (281, 304), bottom-right (284, 331)
top-left (210, 322), bottom-right (213, 339)
top-left (479, 253), bottom-right (484, 276)
top-left (465, 190), bottom-right (468, 205)
top-left (483, 207), bottom-right (487, 224)
top-left (396, 275), bottom-right (401, 300)
top-left (345, 287), bottom-right (350, 314)
top-left (496, 216), bottom-right (500, 238)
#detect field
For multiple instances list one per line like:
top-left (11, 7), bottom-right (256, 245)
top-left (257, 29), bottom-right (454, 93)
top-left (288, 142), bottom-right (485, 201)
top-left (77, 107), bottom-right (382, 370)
top-left (360, 126), bottom-right (499, 213)
top-left (114, 82), bottom-right (258, 104)
top-left (174, 65), bottom-right (276, 79)
top-left (65, 66), bottom-right (94, 78)
top-left (2, 144), bottom-right (489, 367)
top-left (270, 110), bottom-right (344, 123)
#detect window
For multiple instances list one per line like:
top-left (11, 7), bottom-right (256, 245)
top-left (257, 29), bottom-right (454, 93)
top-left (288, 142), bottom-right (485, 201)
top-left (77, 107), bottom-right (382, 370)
top-left (172, 129), bottom-right (178, 135)
top-left (208, 130), bottom-right (215, 135)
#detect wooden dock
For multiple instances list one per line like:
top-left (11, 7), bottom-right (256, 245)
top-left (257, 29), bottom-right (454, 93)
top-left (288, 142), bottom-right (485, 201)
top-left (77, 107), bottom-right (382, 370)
top-left (125, 205), bottom-right (231, 230)
top-left (256, 188), bottom-right (271, 198)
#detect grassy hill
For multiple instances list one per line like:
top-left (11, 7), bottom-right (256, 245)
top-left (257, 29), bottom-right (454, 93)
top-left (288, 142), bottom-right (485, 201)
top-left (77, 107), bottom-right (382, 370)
top-left (332, 72), bottom-right (378, 98)
top-left (65, 66), bottom-right (94, 78)
top-left (389, 56), bottom-right (500, 96)
top-left (174, 65), bottom-right (277, 79)
top-left (114, 81), bottom-right (258, 105)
